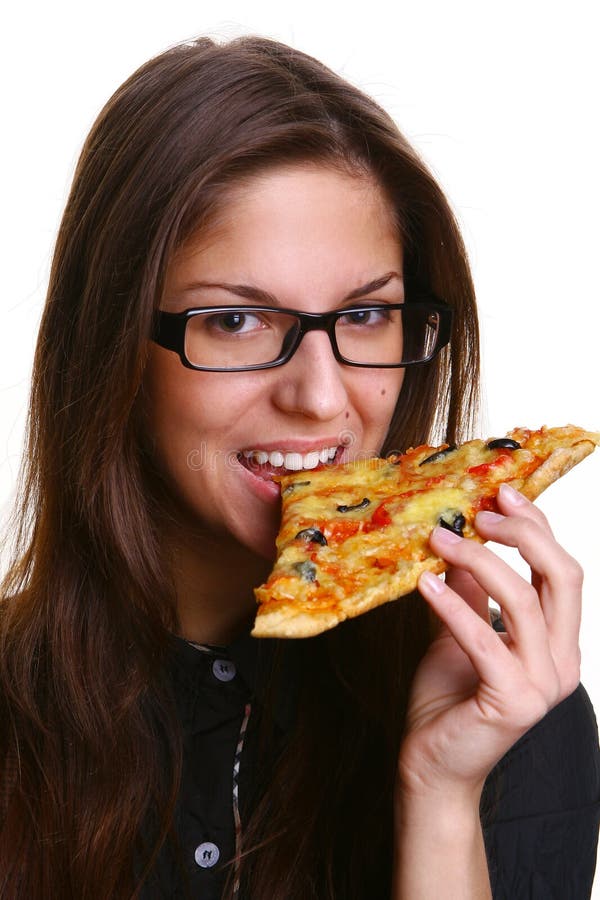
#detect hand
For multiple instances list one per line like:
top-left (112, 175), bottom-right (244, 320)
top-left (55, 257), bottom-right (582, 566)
top-left (398, 483), bottom-right (583, 802)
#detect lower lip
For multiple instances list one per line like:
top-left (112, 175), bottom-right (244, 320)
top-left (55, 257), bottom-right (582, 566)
top-left (234, 456), bottom-right (282, 502)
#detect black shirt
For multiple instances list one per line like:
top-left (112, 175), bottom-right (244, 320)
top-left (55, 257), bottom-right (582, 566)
top-left (145, 634), bottom-right (600, 899)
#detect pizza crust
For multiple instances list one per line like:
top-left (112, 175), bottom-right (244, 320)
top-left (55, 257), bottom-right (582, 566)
top-left (252, 556), bottom-right (449, 638)
top-left (251, 607), bottom-right (342, 639)
top-left (517, 441), bottom-right (597, 500)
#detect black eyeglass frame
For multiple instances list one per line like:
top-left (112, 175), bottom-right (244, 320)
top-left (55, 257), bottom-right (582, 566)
top-left (151, 293), bottom-right (453, 373)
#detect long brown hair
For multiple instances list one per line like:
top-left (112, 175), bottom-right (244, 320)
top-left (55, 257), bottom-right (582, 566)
top-left (0, 36), bottom-right (479, 898)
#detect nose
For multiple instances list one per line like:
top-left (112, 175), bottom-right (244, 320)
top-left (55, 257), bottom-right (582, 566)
top-left (270, 329), bottom-right (349, 421)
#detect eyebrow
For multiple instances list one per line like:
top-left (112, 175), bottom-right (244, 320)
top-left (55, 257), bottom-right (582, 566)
top-left (176, 271), bottom-right (402, 306)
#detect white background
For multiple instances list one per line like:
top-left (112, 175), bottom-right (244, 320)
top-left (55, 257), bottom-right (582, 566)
top-left (2, 0), bottom-right (599, 888)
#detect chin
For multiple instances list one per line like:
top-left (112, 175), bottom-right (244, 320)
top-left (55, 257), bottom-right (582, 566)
top-left (236, 521), bottom-right (279, 563)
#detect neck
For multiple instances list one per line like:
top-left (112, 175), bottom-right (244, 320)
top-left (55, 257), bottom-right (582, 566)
top-left (167, 522), bottom-right (271, 646)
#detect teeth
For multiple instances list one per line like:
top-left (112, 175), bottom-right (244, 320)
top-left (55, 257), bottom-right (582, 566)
top-left (244, 446), bottom-right (338, 471)
top-left (303, 451), bottom-right (320, 469)
top-left (285, 453), bottom-right (305, 471)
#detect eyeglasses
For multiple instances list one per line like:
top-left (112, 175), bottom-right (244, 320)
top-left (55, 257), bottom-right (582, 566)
top-left (151, 291), bottom-right (452, 372)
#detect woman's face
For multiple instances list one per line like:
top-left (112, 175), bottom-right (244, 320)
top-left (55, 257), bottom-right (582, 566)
top-left (145, 164), bottom-right (405, 560)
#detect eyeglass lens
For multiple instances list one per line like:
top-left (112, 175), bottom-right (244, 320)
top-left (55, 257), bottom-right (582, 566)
top-left (184, 306), bottom-right (441, 369)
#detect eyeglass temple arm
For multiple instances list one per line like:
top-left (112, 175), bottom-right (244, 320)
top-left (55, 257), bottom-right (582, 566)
top-left (438, 306), bottom-right (453, 350)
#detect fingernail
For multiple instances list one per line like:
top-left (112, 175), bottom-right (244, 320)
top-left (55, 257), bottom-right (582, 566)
top-left (419, 570), bottom-right (445, 593)
top-left (499, 483), bottom-right (526, 504)
top-left (432, 525), bottom-right (462, 544)
top-left (476, 510), bottom-right (505, 526)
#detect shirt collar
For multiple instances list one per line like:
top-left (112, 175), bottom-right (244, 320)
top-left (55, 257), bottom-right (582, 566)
top-left (170, 630), bottom-right (298, 733)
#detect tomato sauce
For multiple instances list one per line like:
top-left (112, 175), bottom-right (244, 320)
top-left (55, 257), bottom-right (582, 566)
top-left (322, 519), bottom-right (361, 543)
top-left (467, 452), bottom-right (513, 477)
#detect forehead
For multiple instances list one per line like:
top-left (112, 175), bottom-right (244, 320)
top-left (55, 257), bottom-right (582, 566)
top-left (164, 163), bottom-right (403, 306)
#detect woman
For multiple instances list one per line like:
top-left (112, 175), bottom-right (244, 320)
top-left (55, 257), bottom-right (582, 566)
top-left (0, 35), bottom-right (598, 899)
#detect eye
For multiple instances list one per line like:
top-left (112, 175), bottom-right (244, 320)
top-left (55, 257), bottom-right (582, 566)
top-left (338, 307), bottom-right (391, 326)
top-left (207, 310), bottom-right (265, 335)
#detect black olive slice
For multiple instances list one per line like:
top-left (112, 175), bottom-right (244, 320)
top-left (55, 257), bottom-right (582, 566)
top-left (293, 560), bottom-right (317, 582)
top-left (486, 438), bottom-right (521, 450)
top-left (438, 511), bottom-right (466, 537)
top-left (294, 527), bottom-right (328, 546)
top-left (336, 497), bottom-right (370, 513)
top-left (282, 480), bottom-right (311, 496)
top-left (419, 444), bottom-right (457, 466)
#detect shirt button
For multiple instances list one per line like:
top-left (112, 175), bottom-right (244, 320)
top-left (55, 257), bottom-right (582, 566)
top-left (194, 841), bottom-right (220, 868)
top-left (212, 659), bottom-right (237, 682)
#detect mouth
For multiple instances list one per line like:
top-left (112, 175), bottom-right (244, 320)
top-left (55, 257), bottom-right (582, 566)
top-left (237, 445), bottom-right (345, 481)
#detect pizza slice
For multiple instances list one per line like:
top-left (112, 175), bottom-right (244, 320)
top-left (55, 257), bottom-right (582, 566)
top-left (252, 425), bottom-right (600, 638)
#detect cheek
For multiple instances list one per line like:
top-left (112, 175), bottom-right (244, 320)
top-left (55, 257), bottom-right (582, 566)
top-left (145, 350), bottom-right (238, 438)
top-left (344, 369), bottom-right (403, 458)
top-left (143, 351), bottom-right (212, 476)
top-left (143, 354), bottom-right (268, 500)
top-left (363, 370), bottom-right (405, 435)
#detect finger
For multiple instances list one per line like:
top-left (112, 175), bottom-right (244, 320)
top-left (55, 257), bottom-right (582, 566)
top-left (428, 527), bottom-right (558, 688)
top-left (496, 483), bottom-right (554, 534)
top-left (418, 570), bottom-right (558, 734)
top-left (444, 567), bottom-right (490, 622)
top-left (492, 485), bottom-right (582, 691)
top-left (488, 484), bottom-right (583, 660)
top-left (475, 510), bottom-right (582, 695)
top-left (417, 570), bottom-right (536, 699)
top-left (474, 509), bottom-right (583, 650)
